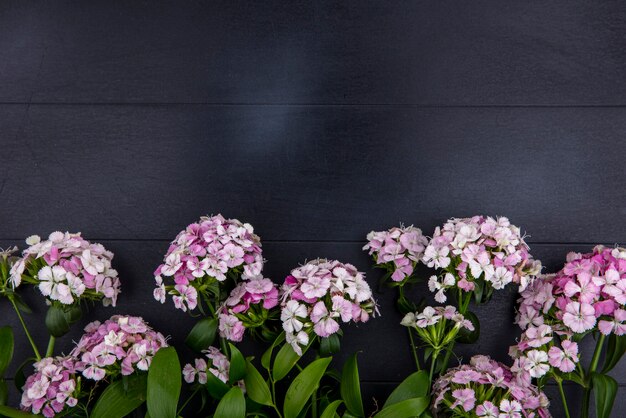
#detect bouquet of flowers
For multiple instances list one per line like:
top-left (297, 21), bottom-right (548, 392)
top-left (363, 225), bottom-right (428, 283)
top-left (511, 245), bottom-right (626, 418)
top-left (153, 214), bottom-right (264, 313)
top-left (423, 216), bottom-right (542, 306)
top-left (10, 232), bottom-right (121, 307)
top-left (70, 315), bottom-right (168, 380)
top-left (279, 259), bottom-right (377, 355)
top-left (432, 355), bottom-right (551, 418)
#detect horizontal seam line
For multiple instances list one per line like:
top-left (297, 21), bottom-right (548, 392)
top-left (0, 238), bottom-right (623, 245)
top-left (3, 102), bottom-right (626, 108)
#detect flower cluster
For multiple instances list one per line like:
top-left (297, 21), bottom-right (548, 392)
top-left (280, 259), bottom-right (377, 355)
top-left (401, 305), bottom-right (473, 350)
top-left (432, 355), bottom-right (551, 418)
top-left (20, 357), bottom-right (80, 418)
top-left (10, 232), bottom-right (121, 306)
top-left (511, 246), bottom-right (626, 380)
top-left (70, 315), bottom-right (168, 381)
top-left (183, 347), bottom-right (231, 384)
top-left (423, 216), bottom-right (541, 303)
top-left (153, 215), bottom-right (264, 312)
top-left (363, 225), bottom-right (428, 282)
top-left (0, 246), bottom-right (18, 294)
top-left (218, 276), bottom-right (279, 342)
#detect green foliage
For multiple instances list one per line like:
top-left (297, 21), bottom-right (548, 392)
top-left (147, 347), bottom-right (181, 418)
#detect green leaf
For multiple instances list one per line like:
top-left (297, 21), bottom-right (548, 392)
top-left (91, 374), bottom-right (147, 418)
top-left (319, 334), bottom-right (341, 357)
top-left (340, 353), bottom-right (364, 417)
top-left (228, 344), bottom-right (247, 384)
top-left (214, 386), bottom-right (245, 418)
top-left (0, 379), bottom-right (8, 406)
top-left (320, 400), bottom-right (343, 418)
top-left (45, 305), bottom-right (70, 338)
top-left (10, 294), bottom-right (32, 314)
top-left (273, 339), bottom-right (310, 381)
top-left (373, 397), bottom-right (430, 418)
top-left (262, 332), bottom-right (285, 371)
top-left (147, 347), bottom-right (181, 418)
top-left (592, 373), bottom-right (618, 418)
top-left (383, 370), bottom-right (429, 408)
top-left (0, 405), bottom-right (42, 417)
top-left (601, 334), bottom-right (626, 374)
top-left (205, 370), bottom-right (230, 400)
top-left (283, 357), bottom-right (332, 418)
top-left (456, 311), bottom-right (480, 344)
top-left (185, 318), bottom-right (218, 353)
top-left (0, 327), bottom-right (14, 377)
top-left (243, 360), bottom-right (273, 406)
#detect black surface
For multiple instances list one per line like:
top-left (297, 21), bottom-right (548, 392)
top-left (1, 2), bottom-right (626, 417)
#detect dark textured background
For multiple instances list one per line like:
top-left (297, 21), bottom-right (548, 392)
top-left (1, 1), bottom-right (626, 416)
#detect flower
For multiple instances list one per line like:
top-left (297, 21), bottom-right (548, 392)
top-left (422, 216), bottom-right (541, 303)
top-left (10, 232), bottom-right (121, 306)
top-left (153, 215), bottom-right (264, 312)
top-left (512, 246), bottom-right (626, 384)
top-left (432, 355), bottom-right (550, 418)
top-left (280, 259), bottom-right (377, 355)
top-left (562, 301), bottom-right (596, 333)
top-left (70, 315), bottom-right (167, 381)
top-left (183, 347), bottom-right (233, 384)
top-left (217, 276), bottom-right (279, 342)
top-left (20, 357), bottom-right (80, 417)
top-left (402, 305), bottom-right (473, 350)
top-left (363, 225), bottom-right (428, 282)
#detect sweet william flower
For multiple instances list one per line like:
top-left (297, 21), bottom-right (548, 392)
top-left (562, 301), bottom-right (596, 333)
top-left (281, 300), bottom-right (307, 333)
top-left (451, 388), bottom-right (476, 412)
top-left (524, 350), bottom-right (549, 378)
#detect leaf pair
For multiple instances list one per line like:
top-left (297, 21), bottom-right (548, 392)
top-left (91, 347), bottom-right (182, 418)
top-left (374, 370), bottom-right (430, 418)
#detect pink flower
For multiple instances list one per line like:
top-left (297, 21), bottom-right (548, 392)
top-left (300, 276), bottom-right (331, 299)
top-left (564, 273), bottom-right (600, 304)
top-left (452, 370), bottom-right (482, 384)
top-left (562, 301), bottom-right (596, 333)
top-left (218, 314), bottom-right (245, 342)
top-left (476, 401), bottom-right (498, 417)
top-left (173, 284), bottom-right (198, 312)
top-left (451, 388), bottom-right (476, 412)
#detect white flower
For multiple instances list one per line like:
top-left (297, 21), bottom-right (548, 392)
top-left (490, 267), bottom-right (513, 290)
top-left (104, 330), bottom-right (124, 346)
top-left (435, 289), bottom-right (447, 303)
top-left (400, 312), bottom-right (417, 327)
top-left (80, 249), bottom-right (106, 276)
top-left (423, 245), bottom-right (451, 269)
top-left (66, 273), bottom-right (85, 297)
top-left (524, 350), bottom-right (549, 378)
top-left (38, 266), bottom-right (73, 304)
top-left (286, 331), bottom-right (309, 356)
top-left (345, 276), bottom-right (372, 302)
top-left (153, 276), bottom-right (166, 303)
top-left (161, 252), bottom-right (183, 276)
top-left (281, 300), bottom-right (307, 333)
top-left (416, 307), bottom-right (442, 328)
top-left (25, 235), bottom-right (41, 246)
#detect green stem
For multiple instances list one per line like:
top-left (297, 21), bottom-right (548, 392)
top-left (407, 328), bottom-right (421, 371)
top-left (45, 336), bottom-right (56, 357)
top-left (429, 350), bottom-right (439, 386)
top-left (311, 387), bottom-right (318, 418)
top-left (270, 378), bottom-right (283, 418)
top-left (582, 334), bottom-right (606, 418)
top-left (9, 297), bottom-right (41, 360)
top-left (177, 386), bottom-right (201, 415)
top-left (557, 378), bottom-right (571, 418)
